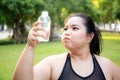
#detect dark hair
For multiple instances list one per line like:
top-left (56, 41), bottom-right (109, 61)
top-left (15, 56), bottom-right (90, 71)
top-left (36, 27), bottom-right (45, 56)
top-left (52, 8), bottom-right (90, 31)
top-left (64, 13), bottom-right (102, 55)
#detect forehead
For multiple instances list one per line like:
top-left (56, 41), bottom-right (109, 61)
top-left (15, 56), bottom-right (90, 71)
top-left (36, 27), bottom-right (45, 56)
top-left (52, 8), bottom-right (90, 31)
top-left (65, 17), bottom-right (85, 26)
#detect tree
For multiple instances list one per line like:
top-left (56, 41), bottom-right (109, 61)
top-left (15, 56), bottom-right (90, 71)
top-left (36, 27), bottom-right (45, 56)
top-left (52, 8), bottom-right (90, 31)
top-left (113, 0), bottom-right (120, 20)
top-left (0, 0), bottom-right (103, 43)
top-left (44, 0), bottom-right (99, 26)
top-left (97, 0), bottom-right (120, 32)
top-left (112, 0), bottom-right (120, 32)
top-left (42, 0), bottom-right (99, 41)
top-left (0, 0), bottom-right (44, 43)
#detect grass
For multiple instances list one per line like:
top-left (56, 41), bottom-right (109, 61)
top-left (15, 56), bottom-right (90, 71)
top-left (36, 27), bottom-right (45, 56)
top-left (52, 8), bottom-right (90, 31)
top-left (0, 32), bottom-right (120, 80)
top-left (0, 41), bottom-right (68, 80)
top-left (101, 40), bottom-right (120, 65)
top-left (101, 32), bottom-right (120, 66)
top-left (0, 44), bottom-right (25, 80)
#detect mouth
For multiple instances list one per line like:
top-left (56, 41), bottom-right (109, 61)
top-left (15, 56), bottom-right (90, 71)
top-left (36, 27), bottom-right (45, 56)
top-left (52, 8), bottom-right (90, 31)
top-left (62, 37), bottom-right (70, 41)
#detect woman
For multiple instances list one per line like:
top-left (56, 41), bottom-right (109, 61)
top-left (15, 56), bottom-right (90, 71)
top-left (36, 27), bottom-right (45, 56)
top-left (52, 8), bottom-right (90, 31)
top-left (13, 13), bottom-right (120, 80)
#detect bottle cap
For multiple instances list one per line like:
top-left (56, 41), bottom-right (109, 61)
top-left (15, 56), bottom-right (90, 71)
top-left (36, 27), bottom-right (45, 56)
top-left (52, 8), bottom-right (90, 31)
top-left (42, 11), bottom-right (48, 17)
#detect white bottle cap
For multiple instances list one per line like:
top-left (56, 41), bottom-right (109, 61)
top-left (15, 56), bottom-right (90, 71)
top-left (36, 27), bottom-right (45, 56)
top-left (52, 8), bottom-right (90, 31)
top-left (42, 11), bottom-right (48, 17)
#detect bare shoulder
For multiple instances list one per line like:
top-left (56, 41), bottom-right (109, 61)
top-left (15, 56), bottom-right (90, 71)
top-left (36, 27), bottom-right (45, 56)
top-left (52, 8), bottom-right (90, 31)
top-left (42, 52), bottom-right (68, 63)
top-left (95, 55), bottom-right (120, 80)
top-left (35, 52), bottom-right (68, 66)
top-left (33, 52), bottom-right (68, 80)
top-left (95, 55), bottom-right (120, 68)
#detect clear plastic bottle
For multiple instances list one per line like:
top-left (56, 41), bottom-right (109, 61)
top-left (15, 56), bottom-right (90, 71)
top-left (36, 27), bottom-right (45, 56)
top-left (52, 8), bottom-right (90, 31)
top-left (37, 11), bottom-right (51, 42)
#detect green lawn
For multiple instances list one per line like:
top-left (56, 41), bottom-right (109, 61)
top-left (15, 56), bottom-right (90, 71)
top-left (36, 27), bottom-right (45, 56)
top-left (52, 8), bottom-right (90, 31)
top-left (0, 32), bottom-right (120, 80)
top-left (0, 41), bottom-right (68, 80)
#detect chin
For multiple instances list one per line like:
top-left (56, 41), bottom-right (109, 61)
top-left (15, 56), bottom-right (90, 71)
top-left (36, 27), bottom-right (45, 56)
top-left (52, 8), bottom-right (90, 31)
top-left (63, 44), bottom-right (72, 50)
top-left (62, 40), bottom-right (73, 49)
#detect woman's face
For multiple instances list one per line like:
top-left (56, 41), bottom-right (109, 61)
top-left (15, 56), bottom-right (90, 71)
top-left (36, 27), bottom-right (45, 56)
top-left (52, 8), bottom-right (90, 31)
top-left (61, 17), bottom-right (91, 50)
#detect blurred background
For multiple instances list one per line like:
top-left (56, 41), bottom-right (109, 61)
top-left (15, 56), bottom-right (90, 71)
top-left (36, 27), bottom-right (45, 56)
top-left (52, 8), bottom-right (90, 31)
top-left (0, 0), bottom-right (120, 80)
top-left (0, 0), bottom-right (120, 43)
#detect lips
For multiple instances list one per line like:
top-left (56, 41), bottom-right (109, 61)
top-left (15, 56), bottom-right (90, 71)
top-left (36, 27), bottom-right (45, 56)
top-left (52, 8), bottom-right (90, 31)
top-left (62, 37), bottom-right (70, 41)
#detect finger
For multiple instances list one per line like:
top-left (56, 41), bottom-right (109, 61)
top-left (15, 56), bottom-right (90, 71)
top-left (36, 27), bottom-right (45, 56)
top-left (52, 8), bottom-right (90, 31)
top-left (32, 27), bottom-right (41, 31)
top-left (31, 31), bottom-right (47, 39)
top-left (33, 21), bottom-right (42, 27)
top-left (32, 31), bottom-right (40, 36)
top-left (29, 36), bottom-right (39, 45)
top-left (29, 34), bottom-right (39, 42)
top-left (32, 27), bottom-right (46, 32)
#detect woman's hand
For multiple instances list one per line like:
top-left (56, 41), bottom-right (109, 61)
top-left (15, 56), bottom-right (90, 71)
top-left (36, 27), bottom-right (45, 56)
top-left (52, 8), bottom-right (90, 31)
top-left (27, 22), bottom-right (47, 47)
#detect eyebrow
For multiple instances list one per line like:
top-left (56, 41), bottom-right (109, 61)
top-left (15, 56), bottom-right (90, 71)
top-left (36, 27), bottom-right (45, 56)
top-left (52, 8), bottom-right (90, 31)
top-left (64, 24), bottom-right (80, 28)
top-left (71, 24), bottom-right (80, 27)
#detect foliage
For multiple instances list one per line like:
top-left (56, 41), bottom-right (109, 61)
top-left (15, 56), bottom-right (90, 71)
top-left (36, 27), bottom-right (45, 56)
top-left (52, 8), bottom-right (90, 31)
top-left (0, 0), bottom-right (44, 43)
top-left (0, 0), bottom-right (120, 43)
top-left (44, 0), bottom-right (99, 26)
top-left (97, 0), bottom-right (111, 23)
top-left (0, 39), bottom-right (16, 45)
top-left (113, 0), bottom-right (120, 20)
top-left (97, 0), bottom-right (120, 24)
top-left (0, 0), bottom-right (44, 24)
top-left (60, 0), bottom-right (99, 22)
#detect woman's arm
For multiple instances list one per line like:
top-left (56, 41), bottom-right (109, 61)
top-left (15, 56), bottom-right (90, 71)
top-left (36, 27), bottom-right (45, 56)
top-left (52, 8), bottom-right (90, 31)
top-left (13, 22), bottom-right (49, 80)
top-left (13, 44), bottom-right (35, 80)
top-left (111, 61), bottom-right (120, 80)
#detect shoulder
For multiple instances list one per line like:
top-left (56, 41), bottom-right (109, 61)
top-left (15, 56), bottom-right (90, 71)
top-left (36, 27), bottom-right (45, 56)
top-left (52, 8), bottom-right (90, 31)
top-left (95, 55), bottom-right (120, 80)
top-left (95, 55), bottom-right (119, 69)
top-left (95, 55), bottom-right (114, 66)
top-left (33, 52), bottom-right (68, 80)
top-left (36, 52), bottom-right (68, 67)
top-left (43, 52), bottom-right (68, 63)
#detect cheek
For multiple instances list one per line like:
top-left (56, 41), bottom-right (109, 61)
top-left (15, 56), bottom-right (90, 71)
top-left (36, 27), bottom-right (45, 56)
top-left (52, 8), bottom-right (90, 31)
top-left (73, 31), bottom-right (86, 40)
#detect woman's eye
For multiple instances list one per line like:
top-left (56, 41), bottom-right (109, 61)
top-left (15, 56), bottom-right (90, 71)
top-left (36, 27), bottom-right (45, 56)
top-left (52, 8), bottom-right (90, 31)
top-left (72, 27), bottom-right (79, 30)
top-left (64, 27), bottom-right (68, 31)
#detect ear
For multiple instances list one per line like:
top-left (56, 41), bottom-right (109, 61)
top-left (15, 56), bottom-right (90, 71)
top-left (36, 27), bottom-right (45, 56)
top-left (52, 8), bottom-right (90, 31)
top-left (87, 32), bottom-right (94, 43)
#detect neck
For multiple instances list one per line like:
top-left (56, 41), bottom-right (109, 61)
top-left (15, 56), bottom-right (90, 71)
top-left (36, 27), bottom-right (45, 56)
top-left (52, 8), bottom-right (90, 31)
top-left (69, 47), bottom-right (91, 61)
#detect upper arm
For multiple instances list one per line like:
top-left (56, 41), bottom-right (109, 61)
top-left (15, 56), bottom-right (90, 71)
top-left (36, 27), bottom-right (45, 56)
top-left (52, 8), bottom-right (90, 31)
top-left (33, 57), bottom-right (52, 80)
top-left (97, 56), bottom-right (120, 80)
top-left (111, 62), bottom-right (120, 80)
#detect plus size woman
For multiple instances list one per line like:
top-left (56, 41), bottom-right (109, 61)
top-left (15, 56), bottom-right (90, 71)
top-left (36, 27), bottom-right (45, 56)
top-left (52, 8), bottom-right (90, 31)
top-left (13, 13), bottom-right (120, 80)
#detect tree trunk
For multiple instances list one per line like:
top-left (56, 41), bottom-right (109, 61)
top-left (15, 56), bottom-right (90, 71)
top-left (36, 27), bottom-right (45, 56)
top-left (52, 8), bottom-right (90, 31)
top-left (12, 20), bottom-right (27, 43)
top-left (103, 23), bottom-right (105, 31)
top-left (114, 21), bottom-right (117, 32)
top-left (49, 16), bottom-right (57, 42)
top-left (109, 23), bottom-right (112, 32)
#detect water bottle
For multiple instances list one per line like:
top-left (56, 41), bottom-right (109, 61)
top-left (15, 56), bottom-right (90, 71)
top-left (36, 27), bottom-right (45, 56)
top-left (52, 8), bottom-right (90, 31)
top-left (37, 11), bottom-right (51, 42)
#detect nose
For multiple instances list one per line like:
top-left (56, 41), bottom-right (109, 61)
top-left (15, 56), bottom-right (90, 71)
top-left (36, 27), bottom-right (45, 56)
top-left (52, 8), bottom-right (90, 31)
top-left (64, 29), bottom-right (71, 35)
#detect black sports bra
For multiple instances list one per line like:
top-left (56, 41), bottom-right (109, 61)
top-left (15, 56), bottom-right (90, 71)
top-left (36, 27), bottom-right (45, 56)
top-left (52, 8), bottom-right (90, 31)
top-left (58, 53), bottom-right (106, 80)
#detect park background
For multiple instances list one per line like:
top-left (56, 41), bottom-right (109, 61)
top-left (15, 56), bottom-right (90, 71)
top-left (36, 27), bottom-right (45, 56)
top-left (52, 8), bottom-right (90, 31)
top-left (0, 0), bottom-right (120, 80)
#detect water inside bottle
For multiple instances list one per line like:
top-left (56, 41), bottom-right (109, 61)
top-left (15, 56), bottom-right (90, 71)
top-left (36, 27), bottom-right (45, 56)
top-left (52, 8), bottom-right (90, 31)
top-left (37, 11), bottom-right (51, 42)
